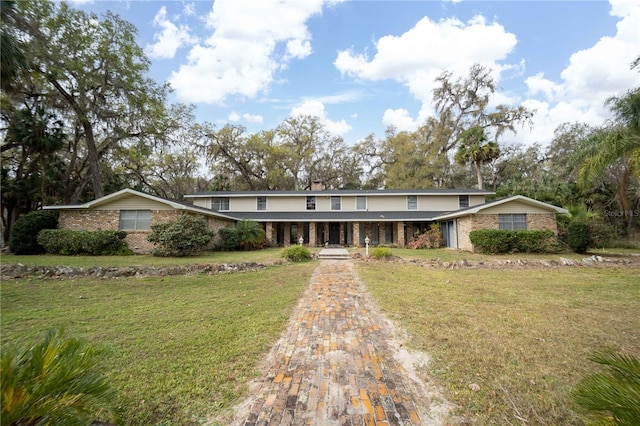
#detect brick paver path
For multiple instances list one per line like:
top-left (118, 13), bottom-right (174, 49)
top-left (230, 259), bottom-right (446, 426)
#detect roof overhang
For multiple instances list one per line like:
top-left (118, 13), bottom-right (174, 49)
top-left (432, 195), bottom-right (568, 221)
top-left (43, 188), bottom-right (236, 221)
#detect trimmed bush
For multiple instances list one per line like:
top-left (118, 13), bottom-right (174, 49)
top-left (147, 214), bottom-right (214, 257)
top-left (37, 229), bottom-right (131, 255)
top-left (470, 229), bottom-right (561, 254)
top-left (572, 349), bottom-right (640, 426)
top-left (282, 245), bottom-right (312, 262)
top-left (567, 221), bottom-right (591, 254)
top-left (1, 329), bottom-right (116, 425)
top-left (9, 210), bottom-right (58, 255)
top-left (371, 246), bottom-right (392, 259)
top-left (217, 227), bottom-right (241, 251)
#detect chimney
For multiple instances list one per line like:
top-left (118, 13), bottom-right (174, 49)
top-left (311, 180), bottom-right (324, 191)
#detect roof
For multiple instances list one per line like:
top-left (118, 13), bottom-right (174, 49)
top-left (228, 210), bottom-right (448, 222)
top-left (185, 188), bottom-right (494, 198)
top-left (43, 188), bottom-right (236, 220)
top-left (432, 195), bottom-right (568, 220)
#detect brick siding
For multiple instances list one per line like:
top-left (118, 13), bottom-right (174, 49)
top-left (58, 210), bottom-right (233, 254)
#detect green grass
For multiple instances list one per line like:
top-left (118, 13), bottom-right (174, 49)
top-left (1, 262), bottom-right (316, 425)
top-left (356, 263), bottom-right (640, 425)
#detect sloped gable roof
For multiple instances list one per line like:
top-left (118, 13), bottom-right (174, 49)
top-left (43, 188), bottom-right (236, 220)
top-left (432, 195), bottom-right (568, 221)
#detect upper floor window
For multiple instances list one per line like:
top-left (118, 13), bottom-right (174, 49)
top-left (212, 197), bottom-right (230, 211)
top-left (119, 210), bottom-right (151, 230)
top-left (499, 214), bottom-right (527, 231)
top-left (459, 195), bottom-right (469, 209)
top-left (356, 196), bottom-right (367, 210)
top-left (306, 196), bottom-right (316, 210)
top-left (331, 196), bottom-right (341, 210)
top-left (407, 195), bottom-right (417, 210)
top-left (257, 196), bottom-right (266, 211)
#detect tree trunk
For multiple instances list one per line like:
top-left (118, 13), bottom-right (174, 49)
top-left (475, 159), bottom-right (484, 189)
top-left (82, 121), bottom-right (104, 199)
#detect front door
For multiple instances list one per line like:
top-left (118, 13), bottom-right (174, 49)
top-left (328, 222), bottom-right (340, 245)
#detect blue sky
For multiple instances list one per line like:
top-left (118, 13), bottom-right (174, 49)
top-left (71, 0), bottom-right (639, 147)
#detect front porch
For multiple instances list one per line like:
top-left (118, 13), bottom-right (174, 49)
top-left (263, 221), bottom-right (434, 248)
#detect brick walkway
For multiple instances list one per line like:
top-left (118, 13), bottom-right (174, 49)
top-left (229, 259), bottom-right (448, 426)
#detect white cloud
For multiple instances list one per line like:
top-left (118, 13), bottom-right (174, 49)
top-left (334, 14), bottom-right (518, 134)
top-left (243, 113), bottom-right (264, 124)
top-left (146, 6), bottom-right (198, 59)
top-left (169, 0), bottom-right (340, 104)
top-left (290, 100), bottom-right (351, 136)
top-left (382, 108), bottom-right (420, 132)
top-left (520, 0), bottom-right (640, 145)
top-left (228, 111), bottom-right (241, 122)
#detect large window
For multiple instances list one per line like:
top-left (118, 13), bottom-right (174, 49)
top-left (306, 196), bottom-right (316, 210)
top-left (212, 197), bottom-right (229, 211)
top-left (356, 196), bottom-right (367, 210)
top-left (257, 196), bottom-right (266, 211)
top-left (407, 195), bottom-right (417, 210)
top-left (499, 214), bottom-right (527, 230)
top-left (331, 196), bottom-right (341, 210)
top-left (459, 195), bottom-right (469, 208)
top-left (119, 210), bottom-right (151, 230)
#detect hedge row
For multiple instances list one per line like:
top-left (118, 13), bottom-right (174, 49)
top-left (469, 229), bottom-right (561, 254)
top-left (37, 230), bottom-right (132, 255)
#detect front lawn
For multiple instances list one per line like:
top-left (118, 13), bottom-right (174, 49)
top-left (356, 263), bottom-right (640, 425)
top-left (1, 262), bottom-right (315, 425)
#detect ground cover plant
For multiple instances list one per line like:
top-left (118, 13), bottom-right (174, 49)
top-left (1, 262), bottom-right (315, 425)
top-left (357, 263), bottom-right (640, 425)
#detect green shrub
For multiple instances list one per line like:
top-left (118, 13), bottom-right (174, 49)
top-left (408, 224), bottom-right (443, 249)
top-left (217, 227), bottom-right (241, 251)
top-left (371, 246), bottom-right (392, 258)
top-left (469, 229), bottom-right (515, 254)
top-left (235, 220), bottom-right (266, 250)
top-left (572, 349), bottom-right (640, 426)
top-left (281, 245), bottom-right (312, 262)
top-left (470, 229), bottom-right (561, 254)
top-left (1, 329), bottom-right (116, 425)
top-left (9, 210), bottom-right (58, 255)
top-left (147, 214), bottom-right (214, 257)
top-left (567, 221), bottom-right (591, 254)
top-left (37, 229), bottom-right (131, 255)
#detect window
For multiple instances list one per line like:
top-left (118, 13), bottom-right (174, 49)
top-left (306, 196), bottom-right (316, 210)
top-left (499, 214), bottom-right (527, 231)
top-left (257, 196), bottom-right (266, 211)
top-left (212, 197), bottom-right (229, 211)
top-left (331, 196), bottom-right (341, 210)
top-left (459, 195), bottom-right (469, 208)
top-left (407, 195), bottom-right (417, 210)
top-left (356, 196), bottom-right (367, 210)
top-left (119, 210), bottom-right (151, 230)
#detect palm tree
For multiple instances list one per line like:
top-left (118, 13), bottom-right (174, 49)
top-left (235, 220), bottom-right (266, 250)
top-left (454, 126), bottom-right (500, 189)
top-left (577, 88), bottom-right (640, 228)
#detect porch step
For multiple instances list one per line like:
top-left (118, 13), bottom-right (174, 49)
top-left (318, 248), bottom-right (350, 260)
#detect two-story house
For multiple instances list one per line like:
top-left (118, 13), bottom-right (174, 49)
top-left (45, 184), bottom-right (567, 253)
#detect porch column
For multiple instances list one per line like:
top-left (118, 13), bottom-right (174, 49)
top-left (297, 222), bottom-right (304, 244)
top-left (284, 222), bottom-right (291, 247)
top-left (339, 222), bottom-right (345, 245)
top-left (353, 222), bottom-right (360, 247)
top-left (265, 222), bottom-right (274, 245)
top-left (323, 222), bottom-right (329, 245)
top-left (309, 222), bottom-right (317, 247)
top-left (396, 222), bottom-right (406, 248)
top-left (378, 222), bottom-right (385, 245)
